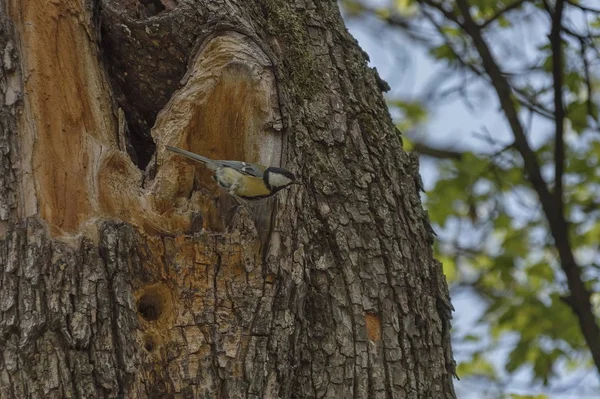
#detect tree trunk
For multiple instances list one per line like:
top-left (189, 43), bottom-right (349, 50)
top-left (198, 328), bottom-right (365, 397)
top-left (0, 0), bottom-right (456, 398)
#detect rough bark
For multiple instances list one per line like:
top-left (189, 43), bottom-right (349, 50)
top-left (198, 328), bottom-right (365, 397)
top-left (0, 0), bottom-right (456, 398)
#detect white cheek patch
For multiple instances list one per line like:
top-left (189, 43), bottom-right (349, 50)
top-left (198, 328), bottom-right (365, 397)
top-left (268, 173), bottom-right (292, 188)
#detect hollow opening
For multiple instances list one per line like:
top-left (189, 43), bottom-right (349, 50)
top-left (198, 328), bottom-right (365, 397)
top-left (139, 0), bottom-right (166, 15)
top-left (137, 290), bottom-right (165, 321)
top-left (144, 334), bottom-right (157, 352)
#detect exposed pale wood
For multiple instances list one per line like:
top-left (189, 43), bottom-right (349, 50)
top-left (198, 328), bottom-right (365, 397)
top-left (7, 0), bottom-right (116, 235)
top-left (150, 31), bottom-right (283, 233)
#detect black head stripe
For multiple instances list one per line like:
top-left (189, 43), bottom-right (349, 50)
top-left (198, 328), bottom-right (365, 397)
top-left (265, 167), bottom-right (296, 181)
top-left (263, 170), bottom-right (272, 190)
top-left (263, 167), bottom-right (297, 190)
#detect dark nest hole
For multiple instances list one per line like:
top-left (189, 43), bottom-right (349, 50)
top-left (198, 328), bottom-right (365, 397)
top-left (137, 290), bottom-right (165, 321)
top-left (144, 334), bottom-right (157, 352)
top-left (139, 0), bottom-right (166, 16)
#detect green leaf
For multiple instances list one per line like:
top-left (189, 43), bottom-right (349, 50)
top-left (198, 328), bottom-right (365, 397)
top-left (389, 99), bottom-right (428, 132)
top-left (439, 254), bottom-right (457, 283)
top-left (457, 353), bottom-right (497, 380)
top-left (526, 262), bottom-right (554, 290)
top-left (340, 0), bottom-right (364, 16)
top-left (394, 0), bottom-right (417, 16)
top-left (463, 334), bottom-right (480, 342)
top-left (542, 54), bottom-right (553, 73)
top-left (566, 101), bottom-right (590, 133)
top-left (564, 71), bottom-right (583, 95)
top-left (429, 44), bottom-right (456, 61)
top-left (497, 15), bottom-right (512, 27)
top-left (495, 213), bottom-right (512, 229)
top-left (506, 338), bottom-right (531, 373)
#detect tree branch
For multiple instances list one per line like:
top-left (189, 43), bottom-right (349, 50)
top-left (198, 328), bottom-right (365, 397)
top-left (580, 40), bottom-right (597, 122)
top-left (451, 0), bottom-right (600, 377)
top-left (480, 0), bottom-right (528, 29)
top-left (420, 0), bottom-right (466, 28)
top-left (566, 0), bottom-right (600, 13)
top-left (548, 0), bottom-right (566, 222)
top-left (512, 86), bottom-right (557, 120)
top-left (412, 142), bottom-right (464, 160)
top-left (451, 0), bottom-right (550, 202)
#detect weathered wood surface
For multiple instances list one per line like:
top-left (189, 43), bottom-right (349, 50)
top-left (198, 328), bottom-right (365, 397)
top-left (0, 0), bottom-right (456, 397)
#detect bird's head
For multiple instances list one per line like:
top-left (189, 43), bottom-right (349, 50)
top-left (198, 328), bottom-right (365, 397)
top-left (264, 167), bottom-right (301, 191)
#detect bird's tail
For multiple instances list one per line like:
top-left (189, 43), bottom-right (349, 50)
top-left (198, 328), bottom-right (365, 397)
top-left (165, 146), bottom-right (218, 170)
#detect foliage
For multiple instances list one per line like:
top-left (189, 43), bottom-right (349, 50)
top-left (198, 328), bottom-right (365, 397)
top-left (342, 0), bottom-right (600, 398)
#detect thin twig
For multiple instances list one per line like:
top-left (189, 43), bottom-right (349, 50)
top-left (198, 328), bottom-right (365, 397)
top-left (579, 38), bottom-right (598, 122)
top-left (566, 0), bottom-right (600, 14)
top-left (412, 142), bottom-right (464, 160)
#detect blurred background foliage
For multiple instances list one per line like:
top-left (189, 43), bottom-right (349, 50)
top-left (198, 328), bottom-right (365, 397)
top-left (340, 0), bottom-right (600, 398)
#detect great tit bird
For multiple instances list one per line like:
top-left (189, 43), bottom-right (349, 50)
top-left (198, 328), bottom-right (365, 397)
top-left (166, 146), bottom-right (300, 201)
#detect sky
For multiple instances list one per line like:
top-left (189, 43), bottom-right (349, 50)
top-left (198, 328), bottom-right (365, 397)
top-left (342, 4), bottom-right (600, 398)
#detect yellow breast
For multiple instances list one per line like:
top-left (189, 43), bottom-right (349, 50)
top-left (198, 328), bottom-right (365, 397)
top-left (237, 174), bottom-right (272, 198)
top-left (217, 168), bottom-right (272, 198)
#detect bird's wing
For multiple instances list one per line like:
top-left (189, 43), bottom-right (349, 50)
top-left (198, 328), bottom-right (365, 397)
top-left (217, 160), bottom-right (266, 178)
top-left (166, 146), bottom-right (267, 177)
